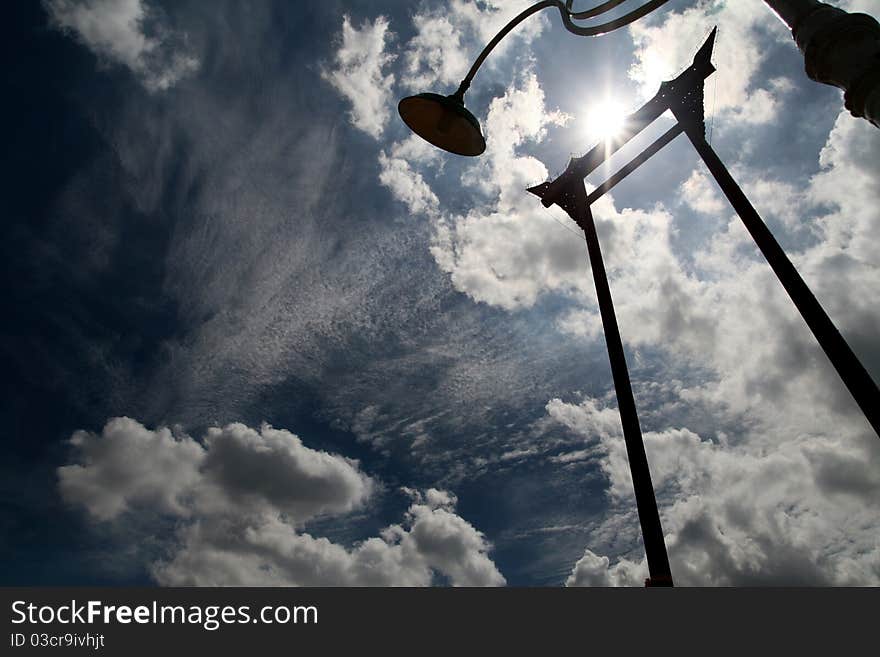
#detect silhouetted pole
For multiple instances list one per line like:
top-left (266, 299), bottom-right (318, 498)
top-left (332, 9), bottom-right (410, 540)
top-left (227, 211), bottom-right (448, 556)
top-left (674, 117), bottom-right (880, 437)
top-left (553, 182), bottom-right (674, 587)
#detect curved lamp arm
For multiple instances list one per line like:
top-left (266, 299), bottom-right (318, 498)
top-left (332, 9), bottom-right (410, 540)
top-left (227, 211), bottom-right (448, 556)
top-left (399, 0), bottom-right (673, 156)
top-left (453, 0), bottom-right (672, 99)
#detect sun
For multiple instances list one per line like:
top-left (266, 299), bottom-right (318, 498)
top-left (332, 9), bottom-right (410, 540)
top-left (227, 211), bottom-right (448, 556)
top-left (584, 98), bottom-right (627, 143)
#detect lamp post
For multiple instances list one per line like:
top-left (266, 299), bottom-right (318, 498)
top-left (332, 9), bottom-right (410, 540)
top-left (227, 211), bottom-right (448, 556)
top-left (397, 0), bottom-right (880, 588)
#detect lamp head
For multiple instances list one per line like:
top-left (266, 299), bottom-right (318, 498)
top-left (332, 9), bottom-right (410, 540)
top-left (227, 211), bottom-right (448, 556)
top-left (398, 92), bottom-right (486, 157)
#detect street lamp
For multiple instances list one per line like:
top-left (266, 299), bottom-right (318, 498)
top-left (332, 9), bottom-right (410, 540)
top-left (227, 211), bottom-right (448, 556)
top-left (397, 1), bottom-right (880, 588)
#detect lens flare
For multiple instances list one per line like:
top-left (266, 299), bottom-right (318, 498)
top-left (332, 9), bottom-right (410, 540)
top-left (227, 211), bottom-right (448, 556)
top-left (584, 99), bottom-right (627, 143)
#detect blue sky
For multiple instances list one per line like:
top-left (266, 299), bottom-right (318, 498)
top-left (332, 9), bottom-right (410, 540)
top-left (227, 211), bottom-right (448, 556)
top-left (3, 0), bottom-right (879, 586)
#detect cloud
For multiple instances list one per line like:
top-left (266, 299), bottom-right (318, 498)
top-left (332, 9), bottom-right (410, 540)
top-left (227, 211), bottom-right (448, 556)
top-left (428, 72), bottom-right (579, 310)
top-left (384, 69), bottom-right (712, 330)
top-left (401, 12), bottom-right (470, 92)
top-left (59, 418), bottom-right (504, 586)
top-left (739, 176), bottom-right (811, 231)
top-left (323, 15), bottom-right (396, 139)
top-left (518, 119), bottom-right (878, 443)
top-left (59, 418), bottom-right (372, 524)
top-left (197, 423), bottom-right (374, 522)
top-left (808, 111), bottom-right (880, 261)
top-left (58, 417), bottom-right (204, 521)
top-left (154, 493), bottom-right (505, 586)
top-left (400, 0), bottom-right (547, 91)
top-left (680, 167), bottom-right (725, 215)
top-left (565, 549), bottom-right (644, 587)
top-left (398, 497), bottom-right (506, 586)
top-left (544, 106), bottom-right (880, 586)
top-left (44, 0), bottom-right (199, 91)
top-left (798, 111), bottom-right (880, 383)
top-left (544, 114), bottom-right (880, 585)
top-left (666, 112), bottom-right (880, 427)
top-left (378, 135), bottom-right (441, 216)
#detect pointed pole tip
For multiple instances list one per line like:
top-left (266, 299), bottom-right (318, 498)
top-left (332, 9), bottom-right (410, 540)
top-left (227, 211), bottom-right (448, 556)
top-left (526, 182), bottom-right (550, 199)
top-left (694, 26), bottom-right (718, 65)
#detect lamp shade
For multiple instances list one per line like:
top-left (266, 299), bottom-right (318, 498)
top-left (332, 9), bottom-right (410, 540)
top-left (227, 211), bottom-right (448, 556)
top-left (398, 93), bottom-right (486, 156)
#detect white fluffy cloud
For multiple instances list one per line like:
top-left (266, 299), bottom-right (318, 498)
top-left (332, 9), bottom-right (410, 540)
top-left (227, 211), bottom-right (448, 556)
top-left (680, 167), bottom-right (725, 215)
top-left (542, 111), bottom-right (880, 585)
top-left (154, 489), bottom-right (505, 586)
top-left (44, 0), bottom-right (199, 91)
top-left (59, 418), bottom-right (504, 586)
top-left (59, 418), bottom-right (373, 524)
top-left (58, 417), bottom-right (204, 521)
top-left (808, 111), bottom-right (880, 261)
top-left (323, 15), bottom-right (396, 139)
top-left (429, 73), bottom-right (578, 310)
top-left (547, 109), bottom-right (880, 585)
top-left (378, 135), bottom-right (441, 215)
top-left (566, 549), bottom-right (644, 587)
top-left (667, 113), bottom-right (880, 427)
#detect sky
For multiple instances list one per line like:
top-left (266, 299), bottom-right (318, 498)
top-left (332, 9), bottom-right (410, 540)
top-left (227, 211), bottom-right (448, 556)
top-left (2, 0), bottom-right (879, 586)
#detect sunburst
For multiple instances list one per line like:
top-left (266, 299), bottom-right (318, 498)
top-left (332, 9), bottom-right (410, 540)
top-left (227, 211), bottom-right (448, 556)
top-left (584, 98), bottom-right (627, 144)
